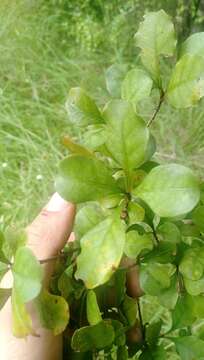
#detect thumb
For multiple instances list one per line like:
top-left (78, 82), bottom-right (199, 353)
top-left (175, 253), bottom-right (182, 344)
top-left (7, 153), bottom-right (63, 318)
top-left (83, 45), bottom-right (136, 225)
top-left (27, 192), bottom-right (76, 260)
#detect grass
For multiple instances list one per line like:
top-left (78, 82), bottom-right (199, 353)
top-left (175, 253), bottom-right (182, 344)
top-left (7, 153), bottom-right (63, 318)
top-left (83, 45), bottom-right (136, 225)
top-left (0, 0), bottom-right (204, 230)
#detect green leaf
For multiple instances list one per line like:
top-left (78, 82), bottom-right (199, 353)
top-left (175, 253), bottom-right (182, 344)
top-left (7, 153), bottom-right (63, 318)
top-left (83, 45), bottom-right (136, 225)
top-left (36, 290), bottom-right (69, 335)
top-left (157, 275), bottom-right (178, 309)
top-left (193, 295), bottom-right (204, 318)
top-left (65, 87), bottom-right (103, 126)
top-left (105, 64), bottom-right (128, 98)
top-left (0, 288), bottom-right (11, 310)
top-left (0, 230), bottom-right (10, 263)
top-left (122, 295), bottom-right (137, 327)
top-left (135, 10), bottom-right (176, 80)
top-left (121, 68), bottom-right (153, 108)
top-left (4, 227), bottom-right (27, 257)
top-left (144, 134), bottom-right (157, 162)
top-left (140, 262), bottom-right (175, 295)
top-left (71, 321), bottom-right (115, 352)
top-left (158, 222), bottom-right (181, 243)
top-left (86, 290), bottom-right (102, 326)
top-left (108, 319), bottom-right (126, 346)
top-left (128, 202), bottom-right (145, 225)
top-left (75, 216), bottom-right (125, 288)
top-left (184, 276), bottom-right (204, 296)
top-left (179, 249), bottom-right (204, 281)
top-left (181, 32), bottom-right (204, 58)
top-left (12, 247), bottom-right (43, 303)
top-left (173, 336), bottom-right (204, 360)
top-left (11, 288), bottom-right (33, 337)
top-left (167, 54), bottom-right (204, 108)
top-left (103, 100), bottom-right (149, 171)
top-left (74, 203), bottom-right (105, 240)
top-left (56, 155), bottom-right (120, 203)
top-left (192, 206), bottom-right (204, 232)
top-left (81, 125), bottom-right (106, 151)
top-left (135, 164), bottom-right (200, 217)
top-left (139, 345), bottom-right (166, 359)
top-left (62, 135), bottom-right (93, 156)
top-left (146, 320), bottom-right (162, 346)
top-left (124, 231), bottom-right (153, 259)
top-left (172, 294), bottom-right (196, 330)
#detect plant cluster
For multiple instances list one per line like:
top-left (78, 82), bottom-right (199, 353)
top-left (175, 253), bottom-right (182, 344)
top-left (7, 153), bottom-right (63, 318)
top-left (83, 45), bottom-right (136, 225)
top-left (1, 9), bottom-right (204, 359)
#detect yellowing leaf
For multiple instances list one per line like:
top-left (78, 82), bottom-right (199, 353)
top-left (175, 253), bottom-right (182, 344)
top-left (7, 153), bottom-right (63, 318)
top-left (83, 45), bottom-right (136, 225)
top-left (75, 216), bottom-right (125, 288)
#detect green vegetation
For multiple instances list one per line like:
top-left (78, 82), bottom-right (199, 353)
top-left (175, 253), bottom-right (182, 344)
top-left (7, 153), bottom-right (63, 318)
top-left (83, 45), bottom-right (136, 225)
top-left (1, 0), bottom-right (204, 227)
top-left (2, 5), bottom-right (204, 359)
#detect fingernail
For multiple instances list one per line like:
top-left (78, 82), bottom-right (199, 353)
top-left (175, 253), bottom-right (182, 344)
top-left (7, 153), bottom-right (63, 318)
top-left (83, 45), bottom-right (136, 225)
top-left (46, 192), bottom-right (70, 212)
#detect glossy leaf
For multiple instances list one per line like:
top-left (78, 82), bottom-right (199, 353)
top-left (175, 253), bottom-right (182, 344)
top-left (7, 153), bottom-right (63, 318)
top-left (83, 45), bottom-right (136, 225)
top-left (74, 203), bottom-right (105, 239)
top-left (75, 216), bottom-right (125, 288)
top-left (167, 54), bottom-right (204, 108)
top-left (36, 290), bottom-right (69, 335)
top-left (124, 231), bottom-right (153, 259)
top-left (158, 222), bottom-right (181, 243)
top-left (172, 294), bottom-right (196, 329)
top-left (184, 276), bottom-right (204, 296)
top-left (81, 125), bottom-right (106, 151)
top-left (173, 336), bottom-right (204, 360)
top-left (181, 32), bottom-right (204, 58)
top-left (105, 64), bottom-right (128, 98)
top-left (71, 321), bottom-right (115, 352)
top-left (86, 290), bottom-right (102, 326)
top-left (135, 10), bottom-right (176, 79)
top-left (65, 87), bottom-right (103, 126)
top-left (179, 249), bottom-right (204, 281)
top-left (11, 288), bottom-right (33, 337)
top-left (12, 247), bottom-right (43, 303)
top-left (121, 68), bottom-right (153, 108)
top-left (128, 202), bottom-right (145, 225)
top-left (103, 100), bottom-right (149, 171)
top-left (0, 288), bottom-right (11, 310)
top-left (56, 155), bottom-right (120, 203)
top-left (135, 164), bottom-right (200, 217)
top-left (192, 206), bottom-right (204, 232)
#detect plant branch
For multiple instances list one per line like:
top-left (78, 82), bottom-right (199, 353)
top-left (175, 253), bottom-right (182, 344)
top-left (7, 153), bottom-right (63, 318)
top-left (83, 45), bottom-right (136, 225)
top-left (147, 90), bottom-right (165, 127)
top-left (152, 227), bottom-right (159, 245)
top-left (39, 249), bottom-right (78, 264)
top-left (137, 297), bottom-right (145, 341)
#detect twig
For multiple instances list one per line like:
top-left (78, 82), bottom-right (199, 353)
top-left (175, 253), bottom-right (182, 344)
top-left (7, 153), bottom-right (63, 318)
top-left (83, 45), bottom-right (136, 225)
top-left (147, 90), bottom-right (165, 127)
top-left (137, 297), bottom-right (145, 341)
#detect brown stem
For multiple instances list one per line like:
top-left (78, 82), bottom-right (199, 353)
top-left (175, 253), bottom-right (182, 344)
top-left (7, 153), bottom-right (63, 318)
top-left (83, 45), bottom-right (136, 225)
top-left (137, 298), bottom-right (145, 341)
top-left (147, 90), bottom-right (165, 127)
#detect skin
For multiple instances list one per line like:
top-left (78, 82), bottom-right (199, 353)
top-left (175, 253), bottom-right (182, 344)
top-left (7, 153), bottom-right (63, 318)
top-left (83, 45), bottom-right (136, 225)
top-left (0, 193), bottom-right (141, 360)
top-left (0, 193), bottom-right (75, 360)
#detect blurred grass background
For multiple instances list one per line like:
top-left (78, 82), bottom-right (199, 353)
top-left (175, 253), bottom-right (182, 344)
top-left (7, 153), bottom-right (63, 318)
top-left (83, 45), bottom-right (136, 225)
top-left (1, 0), bottom-right (204, 228)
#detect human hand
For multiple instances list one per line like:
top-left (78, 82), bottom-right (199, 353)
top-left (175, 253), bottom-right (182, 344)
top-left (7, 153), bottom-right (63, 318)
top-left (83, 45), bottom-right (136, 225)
top-left (0, 192), bottom-right (75, 360)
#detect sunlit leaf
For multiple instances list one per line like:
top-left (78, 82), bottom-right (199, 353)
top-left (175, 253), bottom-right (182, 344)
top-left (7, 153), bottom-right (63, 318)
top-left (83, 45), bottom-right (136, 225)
top-left (56, 155), bottom-right (121, 203)
top-left (75, 216), bottom-right (125, 288)
top-left (65, 87), bottom-right (103, 126)
top-left (124, 231), bottom-right (153, 259)
top-left (179, 248), bottom-right (204, 281)
top-left (74, 203), bottom-right (105, 240)
top-left (11, 288), bottom-right (33, 337)
top-left (181, 32), bottom-right (204, 58)
top-left (105, 64), bottom-right (128, 98)
top-left (62, 135), bottom-right (93, 156)
top-left (36, 290), bottom-right (69, 335)
top-left (121, 68), bottom-right (153, 108)
top-left (167, 54), bottom-right (204, 108)
top-left (12, 247), bottom-right (43, 303)
top-left (135, 164), bottom-right (200, 217)
top-left (135, 10), bottom-right (176, 80)
top-left (86, 290), bottom-right (102, 326)
top-left (71, 321), bottom-right (115, 352)
top-left (103, 100), bottom-right (149, 172)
